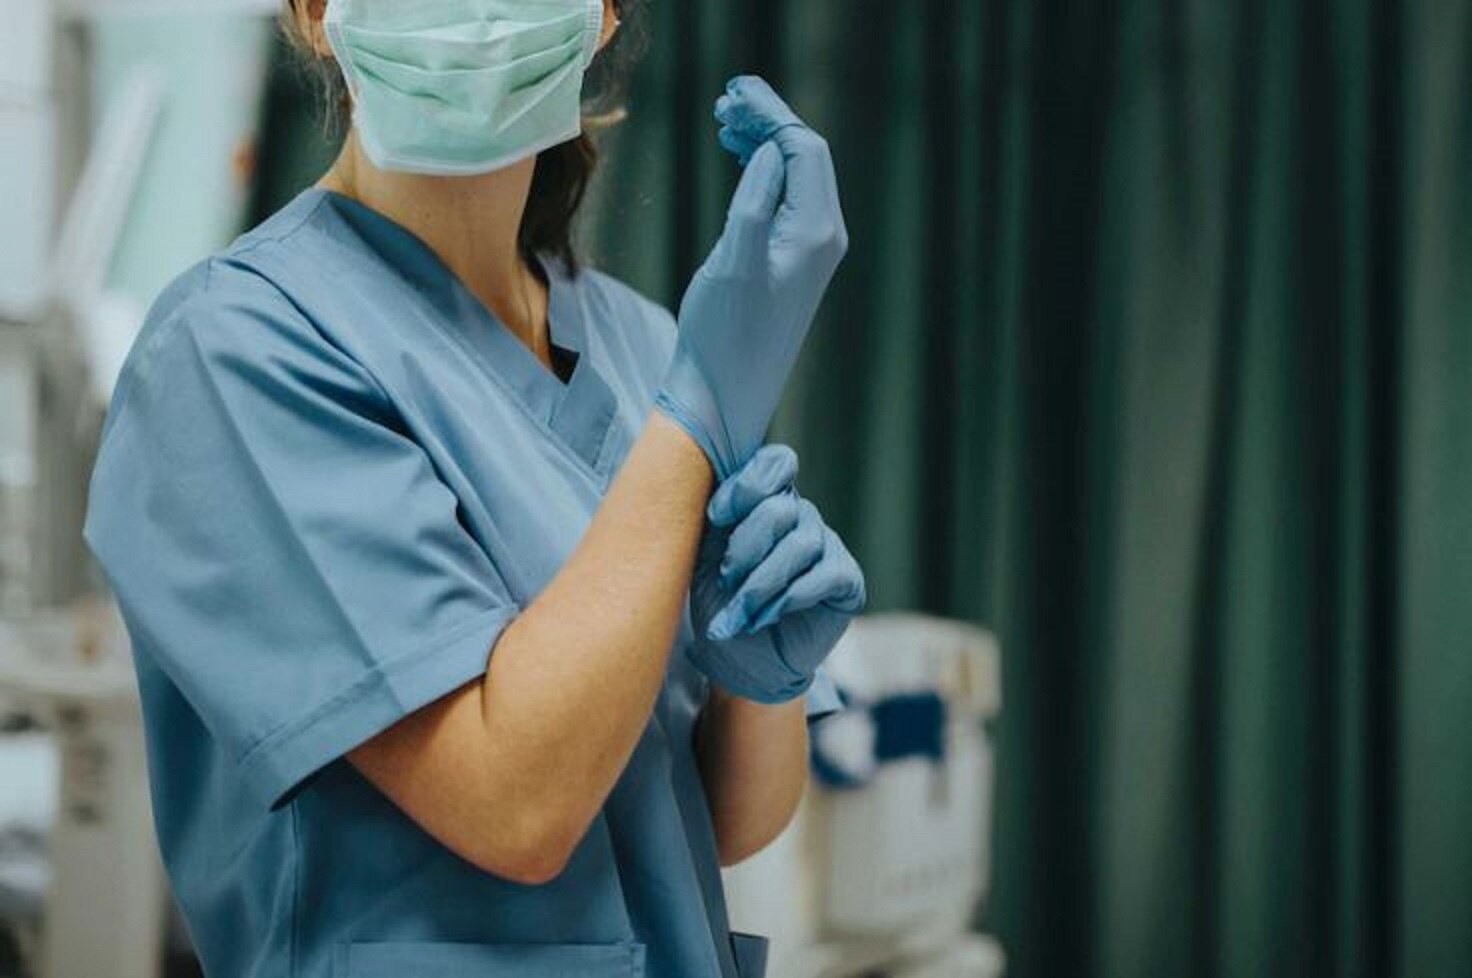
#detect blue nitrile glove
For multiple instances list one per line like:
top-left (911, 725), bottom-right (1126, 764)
top-left (655, 76), bottom-right (849, 479)
top-left (688, 445), bottom-right (867, 704)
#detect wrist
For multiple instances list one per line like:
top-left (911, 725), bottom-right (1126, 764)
top-left (644, 409), bottom-right (717, 482)
top-left (706, 682), bottom-right (807, 718)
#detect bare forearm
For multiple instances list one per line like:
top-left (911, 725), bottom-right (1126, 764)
top-left (696, 689), bottom-right (810, 866)
top-left (484, 413), bottom-right (713, 832)
top-left (349, 413), bottom-right (713, 880)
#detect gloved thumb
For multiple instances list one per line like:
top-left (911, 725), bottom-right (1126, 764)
top-left (708, 443), bottom-right (800, 527)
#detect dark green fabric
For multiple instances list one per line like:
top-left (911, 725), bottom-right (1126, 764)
top-left (254, 3), bottom-right (1471, 976)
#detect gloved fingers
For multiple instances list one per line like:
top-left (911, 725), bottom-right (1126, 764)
top-left (718, 125), bottom-right (762, 166)
top-left (716, 76), bottom-right (832, 225)
top-left (769, 128), bottom-right (846, 269)
top-left (748, 526), bottom-right (866, 631)
top-left (707, 140), bottom-right (785, 274)
top-left (715, 76), bottom-right (804, 142)
top-left (708, 444), bottom-right (800, 527)
top-left (710, 499), bottom-right (826, 640)
top-left (718, 490), bottom-right (803, 588)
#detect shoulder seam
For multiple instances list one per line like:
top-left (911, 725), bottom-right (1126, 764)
top-left (213, 258), bottom-right (400, 409)
top-left (228, 190), bottom-right (332, 261)
top-left (110, 250), bottom-right (393, 428)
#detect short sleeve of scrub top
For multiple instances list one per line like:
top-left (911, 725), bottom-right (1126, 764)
top-left (85, 261), bottom-right (520, 812)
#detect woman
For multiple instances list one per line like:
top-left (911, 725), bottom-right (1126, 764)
top-left (84, 0), bottom-right (861, 976)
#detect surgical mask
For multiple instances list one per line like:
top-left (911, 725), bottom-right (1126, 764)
top-left (324, 0), bottom-right (605, 175)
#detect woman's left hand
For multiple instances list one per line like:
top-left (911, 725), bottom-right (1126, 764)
top-left (687, 445), bottom-right (866, 704)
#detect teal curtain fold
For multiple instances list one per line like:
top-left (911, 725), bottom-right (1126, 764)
top-left (255, 2), bottom-right (1472, 975)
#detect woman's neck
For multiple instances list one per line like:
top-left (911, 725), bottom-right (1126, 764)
top-left (318, 131), bottom-right (553, 365)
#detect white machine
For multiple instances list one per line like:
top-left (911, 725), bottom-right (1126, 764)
top-left (0, 3), bottom-right (279, 977)
top-left (723, 615), bottom-right (1006, 978)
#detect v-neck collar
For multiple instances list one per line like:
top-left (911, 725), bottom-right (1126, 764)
top-left (311, 188), bottom-right (622, 479)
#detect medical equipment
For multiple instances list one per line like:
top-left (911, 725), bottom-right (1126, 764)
top-left (2, 0), bottom-right (276, 610)
top-left (324, 0), bottom-right (606, 175)
top-left (688, 444), bottom-right (864, 705)
top-left (1, 4), bottom-right (280, 977)
top-left (656, 77), bottom-right (849, 479)
top-left (723, 614), bottom-right (1005, 978)
top-left (0, 606), bottom-right (160, 978)
top-left (0, 331), bottom-right (39, 619)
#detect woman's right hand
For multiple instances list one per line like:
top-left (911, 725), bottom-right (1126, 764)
top-left (687, 445), bottom-right (866, 705)
top-left (655, 76), bottom-right (849, 479)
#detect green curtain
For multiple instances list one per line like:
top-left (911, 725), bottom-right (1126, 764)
top-left (254, 2), bottom-right (1472, 975)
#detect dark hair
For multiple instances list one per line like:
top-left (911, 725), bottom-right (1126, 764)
top-left (281, 0), bottom-right (642, 273)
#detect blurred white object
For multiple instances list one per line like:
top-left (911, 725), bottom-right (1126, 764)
top-left (0, 733), bottom-right (59, 973)
top-left (0, 0), bottom-right (54, 91)
top-left (0, 0), bottom-right (58, 322)
top-left (49, 68), bottom-right (164, 324)
top-left (47, 67), bottom-right (165, 406)
top-left (0, 733), bottom-right (59, 837)
top-left (0, 98), bottom-right (58, 319)
top-left (723, 614), bottom-right (1003, 978)
top-left (84, 5), bottom-right (273, 319)
top-left (0, 606), bottom-right (162, 978)
top-left (0, 333), bottom-right (39, 617)
top-left (823, 615), bottom-right (999, 936)
top-left (888, 935), bottom-right (1007, 978)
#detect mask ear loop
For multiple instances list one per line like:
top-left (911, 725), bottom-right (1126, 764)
top-left (579, 0), bottom-right (606, 67)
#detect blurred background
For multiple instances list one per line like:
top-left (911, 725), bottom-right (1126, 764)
top-left (2, 1), bottom-right (1470, 977)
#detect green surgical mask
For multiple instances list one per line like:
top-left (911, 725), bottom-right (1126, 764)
top-left (324, 0), bottom-right (605, 175)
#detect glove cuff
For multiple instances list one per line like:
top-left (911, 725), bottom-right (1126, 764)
top-left (656, 349), bottom-right (746, 479)
top-left (686, 640), bottom-right (815, 705)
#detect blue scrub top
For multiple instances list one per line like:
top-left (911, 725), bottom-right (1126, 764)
top-left (85, 188), bottom-right (837, 978)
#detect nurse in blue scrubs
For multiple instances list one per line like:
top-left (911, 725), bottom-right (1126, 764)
top-left (84, 1), bottom-right (861, 977)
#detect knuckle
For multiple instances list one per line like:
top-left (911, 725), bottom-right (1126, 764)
top-left (777, 444), bottom-right (800, 478)
top-left (798, 508), bottom-right (825, 549)
top-left (751, 496), bottom-right (790, 534)
top-left (766, 443), bottom-right (797, 464)
top-left (798, 129), bottom-right (832, 158)
top-left (791, 128), bottom-right (825, 153)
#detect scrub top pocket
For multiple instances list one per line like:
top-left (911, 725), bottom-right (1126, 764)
top-left (334, 941), bottom-right (647, 978)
